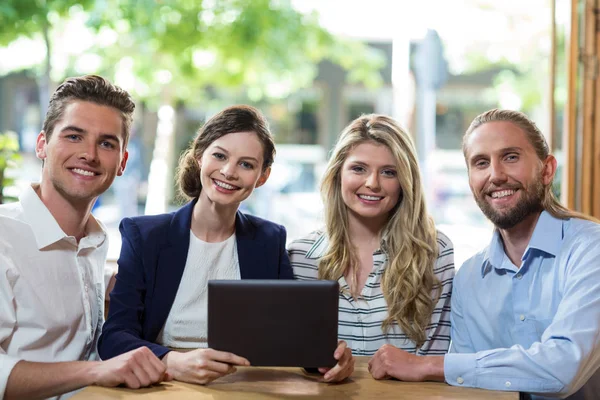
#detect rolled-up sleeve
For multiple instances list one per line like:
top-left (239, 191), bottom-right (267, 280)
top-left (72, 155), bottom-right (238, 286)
top-left (0, 254), bottom-right (20, 398)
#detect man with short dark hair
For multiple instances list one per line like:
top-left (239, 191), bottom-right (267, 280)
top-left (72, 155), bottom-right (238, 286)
top-left (366, 109), bottom-right (600, 399)
top-left (0, 75), bottom-right (169, 399)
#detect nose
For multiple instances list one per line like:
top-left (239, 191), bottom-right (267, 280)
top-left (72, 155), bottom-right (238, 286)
top-left (365, 171), bottom-right (381, 191)
top-left (79, 141), bottom-right (99, 163)
top-left (220, 162), bottom-right (237, 180)
top-left (489, 159), bottom-right (507, 185)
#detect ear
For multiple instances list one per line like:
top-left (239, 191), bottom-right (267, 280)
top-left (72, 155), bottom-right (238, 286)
top-left (255, 167), bottom-right (271, 188)
top-left (117, 150), bottom-right (129, 177)
top-left (35, 131), bottom-right (48, 160)
top-left (541, 154), bottom-right (557, 186)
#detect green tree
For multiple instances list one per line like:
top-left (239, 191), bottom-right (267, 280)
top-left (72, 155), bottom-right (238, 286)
top-left (1, 0), bottom-right (385, 210)
top-left (0, 0), bottom-right (95, 116)
top-left (1, 0), bottom-right (383, 106)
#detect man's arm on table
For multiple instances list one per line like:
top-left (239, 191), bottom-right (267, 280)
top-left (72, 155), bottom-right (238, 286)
top-left (4, 347), bottom-right (169, 400)
top-left (0, 254), bottom-right (169, 400)
top-left (372, 230), bottom-right (600, 397)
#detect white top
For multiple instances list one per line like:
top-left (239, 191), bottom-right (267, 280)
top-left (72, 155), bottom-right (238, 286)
top-left (0, 184), bottom-right (110, 399)
top-left (288, 229), bottom-right (455, 356)
top-left (156, 231), bottom-right (240, 348)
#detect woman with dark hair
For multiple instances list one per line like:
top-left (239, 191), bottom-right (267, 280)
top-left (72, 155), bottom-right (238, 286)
top-left (98, 105), bottom-right (352, 385)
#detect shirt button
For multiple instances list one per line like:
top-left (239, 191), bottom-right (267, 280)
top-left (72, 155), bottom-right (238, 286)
top-left (457, 377), bottom-right (464, 384)
top-left (516, 273), bottom-right (522, 280)
top-left (519, 315), bottom-right (525, 321)
top-left (357, 316), bottom-right (362, 322)
top-left (505, 381), bottom-right (511, 388)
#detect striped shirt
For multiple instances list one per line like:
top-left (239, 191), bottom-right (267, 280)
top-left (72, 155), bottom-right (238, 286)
top-left (288, 230), bottom-right (454, 356)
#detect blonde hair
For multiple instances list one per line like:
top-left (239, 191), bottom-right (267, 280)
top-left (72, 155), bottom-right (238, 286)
top-left (464, 109), bottom-right (599, 223)
top-left (319, 114), bottom-right (440, 347)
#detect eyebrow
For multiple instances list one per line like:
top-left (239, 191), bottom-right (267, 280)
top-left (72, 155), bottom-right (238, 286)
top-left (59, 125), bottom-right (122, 143)
top-left (100, 134), bottom-right (122, 143)
top-left (347, 160), bottom-right (397, 169)
top-left (213, 146), bottom-right (259, 163)
top-left (60, 125), bottom-right (85, 134)
top-left (468, 146), bottom-right (523, 162)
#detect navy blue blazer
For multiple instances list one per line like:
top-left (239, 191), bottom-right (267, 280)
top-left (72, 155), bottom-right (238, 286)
top-left (98, 200), bottom-right (293, 360)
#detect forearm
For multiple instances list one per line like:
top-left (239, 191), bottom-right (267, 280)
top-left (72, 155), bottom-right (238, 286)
top-left (421, 355), bottom-right (445, 382)
top-left (5, 360), bottom-right (99, 400)
top-left (444, 343), bottom-right (586, 395)
top-left (161, 350), bottom-right (177, 369)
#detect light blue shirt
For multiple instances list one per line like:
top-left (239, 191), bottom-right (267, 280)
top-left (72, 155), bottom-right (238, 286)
top-left (445, 211), bottom-right (600, 399)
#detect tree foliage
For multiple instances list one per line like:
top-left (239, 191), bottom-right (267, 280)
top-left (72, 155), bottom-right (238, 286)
top-left (1, 0), bottom-right (384, 106)
top-left (0, 0), bottom-right (90, 44)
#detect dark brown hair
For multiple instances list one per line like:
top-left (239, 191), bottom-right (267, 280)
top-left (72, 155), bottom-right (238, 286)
top-left (42, 75), bottom-right (135, 149)
top-left (176, 105), bottom-right (275, 201)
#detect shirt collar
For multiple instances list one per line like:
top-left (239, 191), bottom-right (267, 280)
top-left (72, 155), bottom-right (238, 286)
top-left (481, 210), bottom-right (564, 277)
top-left (482, 230), bottom-right (504, 276)
top-left (20, 184), bottom-right (106, 250)
top-left (525, 211), bottom-right (563, 257)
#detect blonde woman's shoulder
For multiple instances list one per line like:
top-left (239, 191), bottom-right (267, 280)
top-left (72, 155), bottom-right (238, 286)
top-left (287, 229), bottom-right (324, 280)
top-left (433, 229), bottom-right (455, 278)
top-left (287, 229), bottom-right (325, 252)
top-left (435, 229), bottom-right (454, 251)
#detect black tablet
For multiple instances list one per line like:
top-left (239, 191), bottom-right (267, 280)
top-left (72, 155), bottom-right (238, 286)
top-left (207, 279), bottom-right (339, 368)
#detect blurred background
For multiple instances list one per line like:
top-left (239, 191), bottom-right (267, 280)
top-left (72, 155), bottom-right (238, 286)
top-left (1, 0), bottom-right (596, 268)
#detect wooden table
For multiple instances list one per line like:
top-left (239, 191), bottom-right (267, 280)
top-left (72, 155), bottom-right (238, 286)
top-left (73, 356), bottom-right (518, 399)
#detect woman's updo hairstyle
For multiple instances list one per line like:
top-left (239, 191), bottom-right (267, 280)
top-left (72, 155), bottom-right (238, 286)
top-left (176, 105), bottom-right (275, 201)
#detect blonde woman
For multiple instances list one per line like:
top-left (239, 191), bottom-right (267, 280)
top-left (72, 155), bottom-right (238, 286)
top-left (288, 114), bottom-right (455, 380)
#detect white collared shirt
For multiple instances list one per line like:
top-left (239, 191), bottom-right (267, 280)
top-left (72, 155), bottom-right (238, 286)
top-left (0, 184), bottom-right (109, 399)
top-left (289, 230), bottom-right (454, 356)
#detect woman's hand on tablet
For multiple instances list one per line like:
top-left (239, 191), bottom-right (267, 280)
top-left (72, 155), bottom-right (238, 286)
top-left (318, 340), bottom-right (354, 383)
top-left (162, 348), bottom-right (250, 385)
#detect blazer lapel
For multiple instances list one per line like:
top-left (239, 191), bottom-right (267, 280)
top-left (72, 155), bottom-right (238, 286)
top-left (235, 211), bottom-right (265, 279)
top-left (148, 200), bottom-right (195, 340)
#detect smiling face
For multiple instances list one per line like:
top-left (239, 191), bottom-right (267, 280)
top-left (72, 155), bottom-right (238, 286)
top-left (340, 141), bottom-right (402, 226)
top-left (36, 100), bottom-right (128, 206)
top-left (465, 120), bottom-right (556, 229)
top-left (198, 131), bottom-right (270, 208)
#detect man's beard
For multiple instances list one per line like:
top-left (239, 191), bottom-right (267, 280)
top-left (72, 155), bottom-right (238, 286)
top-left (474, 179), bottom-right (544, 230)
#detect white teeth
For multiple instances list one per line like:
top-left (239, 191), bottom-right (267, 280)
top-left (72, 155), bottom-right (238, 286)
top-left (72, 168), bottom-right (95, 176)
top-left (358, 194), bottom-right (383, 201)
top-left (214, 180), bottom-right (237, 190)
top-left (491, 190), bottom-right (515, 199)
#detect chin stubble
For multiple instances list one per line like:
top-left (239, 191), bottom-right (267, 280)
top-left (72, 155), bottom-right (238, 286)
top-left (475, 180), bottom-right (544, 229)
